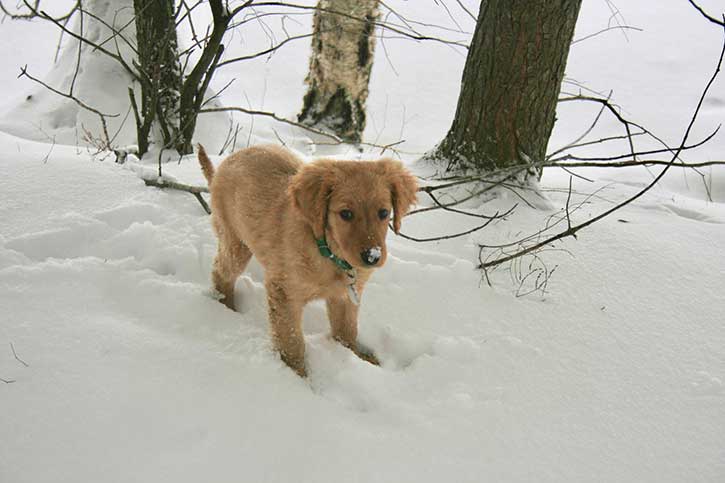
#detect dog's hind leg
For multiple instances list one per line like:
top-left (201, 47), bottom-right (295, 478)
top-left (211, 221), bottom-right (252, 310)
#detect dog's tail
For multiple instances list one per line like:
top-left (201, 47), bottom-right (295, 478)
top-left (197, 144), bottom-right (215, 185)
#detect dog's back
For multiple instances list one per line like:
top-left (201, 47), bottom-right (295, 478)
top-left (201, 145), bottom-right (303, 265)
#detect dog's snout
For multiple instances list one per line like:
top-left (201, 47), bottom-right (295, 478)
top-left (361, 247), bottom-right (382, 266)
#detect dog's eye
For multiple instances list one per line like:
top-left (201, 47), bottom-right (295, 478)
top-left (378, 209), bottom-right (390, 220)
top-left (340, 209), bottom-right (354, 221)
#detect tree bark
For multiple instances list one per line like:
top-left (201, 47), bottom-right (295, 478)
top-left (133, 0), bottom-right (182, 156)
top-left (434, 0), bottom-right (582, 176)
top-left (176, 0), bottom-right (232, 155)
top-left (298, 0), bottom-right (380, 143)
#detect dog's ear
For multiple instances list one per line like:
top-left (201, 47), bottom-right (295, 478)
top-left (288, 162), bottom-right (334, 239)
top-left (379, 159), bottom-right (418, 234)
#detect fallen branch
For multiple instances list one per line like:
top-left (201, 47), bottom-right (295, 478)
top-left (142, 178), bottom-right (211, 214)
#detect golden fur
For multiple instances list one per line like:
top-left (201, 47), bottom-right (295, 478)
top-left (198, 144), bottom-right (418, 376)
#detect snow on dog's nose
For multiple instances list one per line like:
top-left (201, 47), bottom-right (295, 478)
top-left (361, 247), bottom-right (382, 266)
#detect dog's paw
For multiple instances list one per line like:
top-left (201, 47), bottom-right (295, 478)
top-left (281, 353), bottom-right (308, 378)
top-left (353, 344), bottom-right (380, 366)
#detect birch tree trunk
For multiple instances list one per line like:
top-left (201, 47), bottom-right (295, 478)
top-left (298, 0), bottom-right (380, 143)
top-left (434, 0), bottom-right (582, 176)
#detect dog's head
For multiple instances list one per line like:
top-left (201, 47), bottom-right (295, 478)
top-left (289, 158), bottom-right (418, 269)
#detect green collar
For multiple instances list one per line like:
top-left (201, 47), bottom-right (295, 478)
top-left (316, 237), bottom-right (353, 271)
top-left (316, 236), bottom-right (360, 305)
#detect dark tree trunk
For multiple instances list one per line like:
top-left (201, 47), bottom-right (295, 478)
top-left (434, 0), bottom-right (582, 176)
top-left (133, 0), bottom-right (182, 156)
top-left (298, 0), bottom-right (380, 144)
top-left (176, 0), bottom-right (232, 155)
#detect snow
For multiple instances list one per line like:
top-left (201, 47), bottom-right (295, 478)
top-left (1, 1), bottom-right (725, 482)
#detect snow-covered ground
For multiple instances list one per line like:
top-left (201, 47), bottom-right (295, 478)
top-left (1, 1), bottom-right (724, 482)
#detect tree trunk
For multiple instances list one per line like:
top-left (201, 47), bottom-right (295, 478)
top-left (133, 0), bottom-right (182, 157)
top-left (434, 0), bottom-right (582, 176)
top-left (298, 0), bottom-right (380, 143)
top-left (176, 0), bottom-right (232, 155)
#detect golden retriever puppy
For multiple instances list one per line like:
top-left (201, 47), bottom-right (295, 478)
top-left (198, 144), bottom-right (417, 376)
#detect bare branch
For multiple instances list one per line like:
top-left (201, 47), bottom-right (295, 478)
top-left (20, 1), bottom-right (139, 82)
top-left (549, 122), bottom-right (720, 162)
top-left (554, 158), bottom-right (725, 169)
top-left (687, 0), bottom-right (725, 27)
top-left (395, 206), bottom-right (514, 243)
top-left (1, 0), bottom-right (78, 21)
top-left (19, 65), bottom-right (116, 150)
top-left (217, 32), bottom-right (314, 67)
top-left (248, 2), bottom-right (469, 49)
top-left (142, 178), bottom-right (211, 214)
top-left (10, 343), bottom-right (29, 367)
top-left (571, 25), bottom-right (643, 44)
top-left (200, 105), bottom-right (343, 142)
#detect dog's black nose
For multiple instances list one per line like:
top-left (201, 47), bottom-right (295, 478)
top-left (361, 247), bottom-right (382, 266)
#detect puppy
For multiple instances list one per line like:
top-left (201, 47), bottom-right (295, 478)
top-left (198, 144), bottom-right (417, 376)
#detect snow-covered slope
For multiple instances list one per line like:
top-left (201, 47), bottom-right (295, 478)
top-left (1, 129), bottom-right (724, 482)
top-left (1, 1), bottom-right (725, 482)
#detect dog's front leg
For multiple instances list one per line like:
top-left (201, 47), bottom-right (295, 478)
top-left (326, 296), bottom-right (379, 366)
top-left (266, 280), bottom-right (306, 377)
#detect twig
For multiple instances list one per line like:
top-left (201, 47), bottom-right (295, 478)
top-left (217, 32), bottom-right (314, 67)
top-left (1, 0), bottom-right (79, 21)
top-left (453, 0), bottom-right (477, 22)
top-left (564, 176), bottom-right (574, 234)
top-left (200, 105), bottom-right (343, 142)
top-left (547, 132), bottom-right (646, 158)
top-left (248, 2), bottom-right (469, 49)
top-left (10, 343), bottom-right (29, 367)
top-left (551, 91), bottom-right (612, 158)
top-left (687, 0), bottom-right (725, 27)
top-left (426, 190), bottom-right (517, 220)
top-left (396, 205), bottom-right (516, 243)
top-left (571, 25), bottom-right (643, 44)
top-left (548, 123), bottom-right (719, 162)
top-left (19, 66), bottom-right (115, 150)
top-left (554, 158), bottom-right (725, 169)
top-left (22, 1), bottom-right (139, 82)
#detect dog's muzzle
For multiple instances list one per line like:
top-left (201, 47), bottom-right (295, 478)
top-left (361, 247), bottom-right (382, 266)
